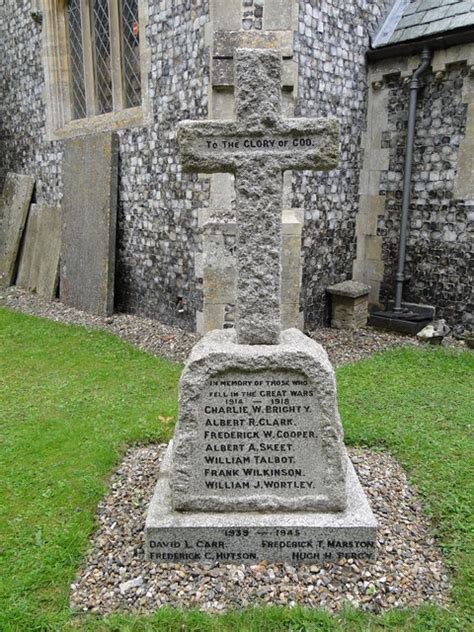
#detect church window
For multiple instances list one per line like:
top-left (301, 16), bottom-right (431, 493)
top-left (65, 0), bottom-right (141, 120)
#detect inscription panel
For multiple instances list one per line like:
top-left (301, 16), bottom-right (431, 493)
top-left (192, 370), bottom-right (325, 503)
top-left (147, 527), bottom-right (377, 564)
top-left (198, 134), bottom-right (324, 154)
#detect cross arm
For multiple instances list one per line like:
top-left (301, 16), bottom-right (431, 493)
top-left (178, 120), bottom-right (241, 173)
top-left (178, 118), bottom-right (340, 173)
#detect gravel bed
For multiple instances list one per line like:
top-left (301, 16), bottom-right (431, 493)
top-left (0, 288), bottom-right (198, 363)
top-left (2, 288), bottom-right (455, 613)
top-left (70, 445), bottom-right (451, 615)
top-left (1, 287), bottom-right (462, 367)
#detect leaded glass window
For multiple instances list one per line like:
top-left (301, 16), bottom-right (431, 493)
top-left (66, 0), bottom-right (142, 120)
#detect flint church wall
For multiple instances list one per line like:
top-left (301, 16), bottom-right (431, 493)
top-left (0, 0), bottom-right (210, 330)
top-left (0, 1), bottom-right (471, 329)
top-left (379, 65), bottom-right (471, 329)
top-left (115, 1), bottom-right (210, 328)
top-left (356, 48), bottom-right (474, 332)
top-left (0, 1), bottom-right (62, 206)
top-left (293, 0), bottom-right (392, 326)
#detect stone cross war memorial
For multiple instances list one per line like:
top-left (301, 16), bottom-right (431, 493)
top-left (145, 48), bottom-right (377, 565)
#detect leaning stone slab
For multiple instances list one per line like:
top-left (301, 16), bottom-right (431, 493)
top-left (0, 173), bottom-right (34, 288)
top-left (146, 442), bottom-right (377, 565)
top-left (171, 328), bottom-right (347, 513)
top-left (61, 132), bottom-right (118, 316)
top-left (17, 204), bottom-right (61, 300)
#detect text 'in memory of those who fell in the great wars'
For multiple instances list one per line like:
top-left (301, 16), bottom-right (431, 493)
top-left (197, 371), bottom-right (323, 495)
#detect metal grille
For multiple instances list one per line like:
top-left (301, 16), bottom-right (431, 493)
top-left (92, 0), bottom-right (113, 114)
top-left (121, 0), bottom-right (142, 108)
top-left (67, 0), bottom-right (87, 119)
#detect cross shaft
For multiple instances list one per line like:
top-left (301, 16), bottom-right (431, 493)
top-left (178, 48), bottom-right (339, 345)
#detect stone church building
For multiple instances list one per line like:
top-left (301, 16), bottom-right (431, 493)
top-left (1, 0), bottom-right (473, 332)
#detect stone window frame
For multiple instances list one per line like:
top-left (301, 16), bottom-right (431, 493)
top-left (41, 0), bottom-right (151, 141)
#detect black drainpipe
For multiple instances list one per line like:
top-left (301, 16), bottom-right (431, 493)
top-left (393, 47), bottom-right (432, 313)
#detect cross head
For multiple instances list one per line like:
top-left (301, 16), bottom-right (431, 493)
top-left (178, 48), bottom-right (339, 345)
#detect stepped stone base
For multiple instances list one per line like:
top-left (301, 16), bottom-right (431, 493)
top-left (145, 443), bottom-right (377, 565)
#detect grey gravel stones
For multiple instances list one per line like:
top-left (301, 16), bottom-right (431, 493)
top-left (69, 445), bottom-right (451, 615)
top-left (1, 288), bottom-right (463, 366)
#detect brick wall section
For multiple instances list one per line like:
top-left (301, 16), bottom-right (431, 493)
top-left (294, 0), bottom-right (392, 327)
top-left (379, 65), bottom-right (472, 328)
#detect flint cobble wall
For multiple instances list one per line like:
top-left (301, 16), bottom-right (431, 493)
top-left (242, 0), bottom-right (264, 30)
top-left (115, 1), bottom-right (210, 328)
top-left (0, 1), bottom-right (62, 205)
top-left (294, 0), bottom-right (392, 327)
top-left (1, 0), bottom-right (471, 330)
top-left (379, 65), bottom-right (472, 329)
top-left (0, 0), bottom-right (209, 330)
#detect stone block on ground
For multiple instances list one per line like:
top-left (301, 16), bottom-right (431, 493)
top-left (17, 204), bottom-right (61, 299)
top-left (0, 173), bottom-right (34, 288)
top-left (61, 132), bottom-right (118, 316)
top-left (327, 280), bottom-right (370, 330)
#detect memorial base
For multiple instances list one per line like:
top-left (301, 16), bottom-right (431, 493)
top-left (145, 443), bottom-right (377, 565)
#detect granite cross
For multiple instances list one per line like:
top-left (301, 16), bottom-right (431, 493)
top-left (178, 48), bottom-right (339, 345)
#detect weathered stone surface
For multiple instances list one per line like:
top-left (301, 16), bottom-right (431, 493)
top-left (327, 281), bottom-right (370, 330)
top-left (17, 204), bottom-right (61, 299)
top-left (147, 442), bottom-right (376, 565)
top-left (61, 132), bottom-right (118, 316)
top-left (178, 48), bottom-right (338, 344)
top-left (198, 208), bottom-right (304, 335)
top-left (211, 0), bottom-right (242, 30)
top-left (178, 118), bottom-right (339, 174)
top-left (213, 30), bottom-right (294, 58)
top-left (212, 58), bottom-right (297, 89)
top-left (331, 296), bottom-right (370, 330)
top-left (0, 173), bottom-right (34, 288)
top-left (145, 46), bottom-right (375, 568)
top-left (171, 328), bottom-right (347, 512)
top-left (327, 280), bottom-right (370, 298)
top-left (263, 0), bottom-right (294, 31)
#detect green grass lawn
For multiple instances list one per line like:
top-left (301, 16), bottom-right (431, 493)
top-left (0, 307), bottom-right (472, 631)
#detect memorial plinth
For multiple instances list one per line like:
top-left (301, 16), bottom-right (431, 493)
top-left (146, 329), bottom-right (376, 564)
top-left (145, 49), bottom-right (376, 565)
top-left (171, 329), bottom-right (346, 513)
